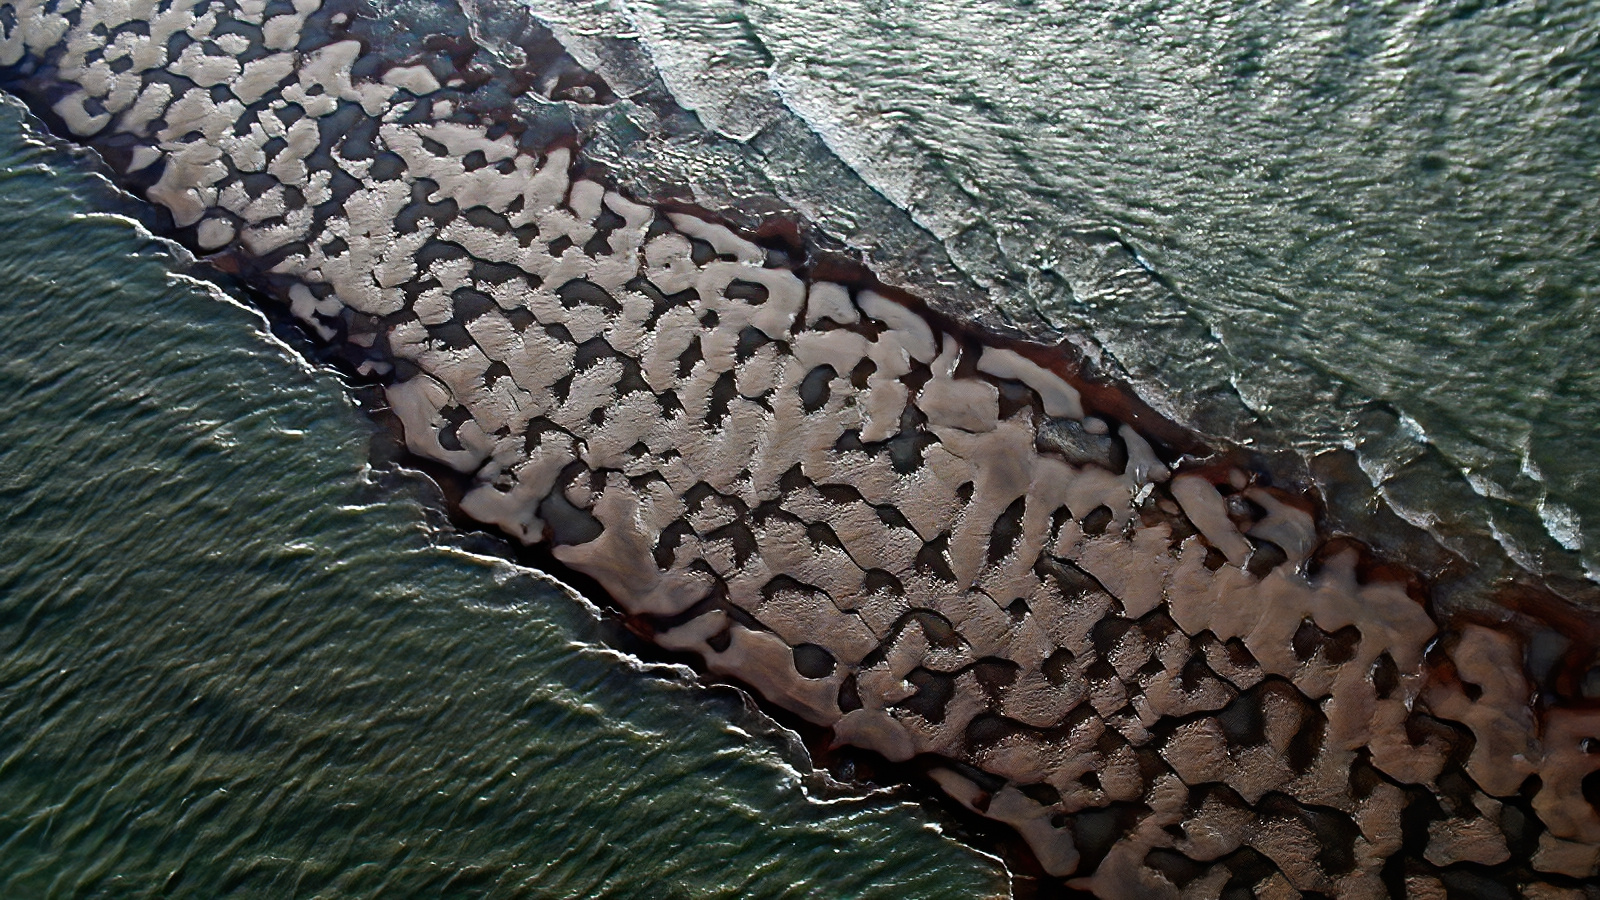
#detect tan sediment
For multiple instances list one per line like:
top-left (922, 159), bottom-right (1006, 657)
top-left (2, 0), bottom-right (1599, 893)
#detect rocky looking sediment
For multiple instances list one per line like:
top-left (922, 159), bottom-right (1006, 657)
top-left (3, 0), bottom-right (1599, 895)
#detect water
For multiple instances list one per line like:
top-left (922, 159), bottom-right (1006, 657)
top-left (527, 0), bottom-right (1600, 591)
top-left (3, 0), bottom-right (1598, 893)
top-left (0, 97), bottom-right (1003, 898)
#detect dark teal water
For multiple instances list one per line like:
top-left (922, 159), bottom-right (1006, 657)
top-left (0, 97), bottom-right (1003, 898)
top-left (3, 0), bottom-right (1598, 893)
top-left (537, 0), bottom-right (1600, 591)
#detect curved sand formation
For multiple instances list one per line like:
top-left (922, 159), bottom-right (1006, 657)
top-left (3, 0), bottom-right (1599, 895)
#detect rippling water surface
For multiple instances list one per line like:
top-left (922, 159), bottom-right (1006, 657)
top-left (0, 98), bottom-right (1003, 898)
top-left (3, 0), bottom-right (1598, 893)
top-left (529, 0), bottom-right (1600, 590)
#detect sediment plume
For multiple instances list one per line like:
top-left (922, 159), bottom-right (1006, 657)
top-left (3, 0), bottom-right (1598, 895)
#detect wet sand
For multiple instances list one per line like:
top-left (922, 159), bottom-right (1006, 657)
top-left (2, 0), bottom-right (1598, 894)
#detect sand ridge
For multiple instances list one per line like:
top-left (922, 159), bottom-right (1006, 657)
top-left (2, 0), bottom-right (1598, 893)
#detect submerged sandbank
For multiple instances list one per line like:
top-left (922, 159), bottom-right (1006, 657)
top-left (2, 0), bottom-right (1598, 894)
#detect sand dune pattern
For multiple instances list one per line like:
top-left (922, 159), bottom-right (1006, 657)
top-left (3, 0), bottom-right (1599, 895)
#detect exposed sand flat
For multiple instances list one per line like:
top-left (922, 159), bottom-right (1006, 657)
top-left (2, 0), bottom-right (1597, 893)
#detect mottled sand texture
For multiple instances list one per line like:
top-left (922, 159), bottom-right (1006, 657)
top-left (3, 1), bottom-right (1598, 894)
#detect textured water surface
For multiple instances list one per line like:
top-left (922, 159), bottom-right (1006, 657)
top-left (527, 0), bottom-right (1600, 590)
top-left (2, 0), bottom-right (1599, 894)
top-left (0, 99), bottom-right (1004, 898)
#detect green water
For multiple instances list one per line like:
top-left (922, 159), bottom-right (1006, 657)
top-left (4, 0), bottom-right (1596, 890)
top-left (0, 98), bottom-right (1003, 898)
